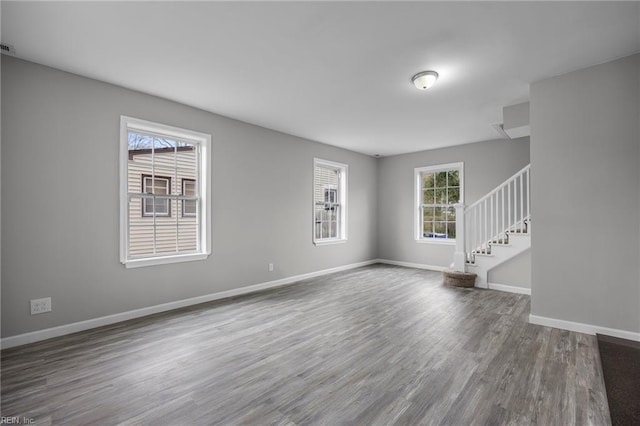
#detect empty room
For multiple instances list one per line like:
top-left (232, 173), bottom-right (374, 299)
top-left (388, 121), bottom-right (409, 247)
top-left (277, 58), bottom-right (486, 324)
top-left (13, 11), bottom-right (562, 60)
top-left (1, 1), bottom-right (639, 425)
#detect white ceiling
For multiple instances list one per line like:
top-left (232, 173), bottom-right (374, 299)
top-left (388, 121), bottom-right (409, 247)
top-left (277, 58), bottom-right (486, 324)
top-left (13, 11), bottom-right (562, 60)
top-left (2, 1), bottom-right (639, 156)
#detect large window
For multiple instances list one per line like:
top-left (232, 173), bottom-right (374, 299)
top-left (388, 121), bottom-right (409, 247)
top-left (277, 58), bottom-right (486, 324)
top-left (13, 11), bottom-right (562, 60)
top-left (415, 162), bottom-right (463, 243)
top-left (120, 116), bottom-right (211, 268)
top-left (314, 158), bottom-right (347, 245)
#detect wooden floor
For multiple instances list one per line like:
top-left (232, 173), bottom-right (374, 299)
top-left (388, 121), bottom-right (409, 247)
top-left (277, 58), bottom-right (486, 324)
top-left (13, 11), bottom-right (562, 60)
top-left (1, 264), bottom-right (610, 425)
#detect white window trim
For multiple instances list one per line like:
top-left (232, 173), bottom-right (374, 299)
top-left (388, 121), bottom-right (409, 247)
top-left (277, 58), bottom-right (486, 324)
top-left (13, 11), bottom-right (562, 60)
top-left (414, 162), bottom-right (464, 244)
top-left (120, 116), bottom-right (212, 268)
top-left (313, 158), bottom-right (348, 246)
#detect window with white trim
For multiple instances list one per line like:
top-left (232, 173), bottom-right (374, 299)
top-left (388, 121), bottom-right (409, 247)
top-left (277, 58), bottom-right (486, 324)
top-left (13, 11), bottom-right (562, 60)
top-left (314, 158), bottom-right (347, 244)
top-left (415, 162), bottom-right (463, 242)
top-left (120, 116), bottom-right (211, 268)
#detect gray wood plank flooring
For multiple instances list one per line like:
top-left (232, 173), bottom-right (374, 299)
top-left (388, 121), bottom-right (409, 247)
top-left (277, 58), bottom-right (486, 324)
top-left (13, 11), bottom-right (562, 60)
top-left (1, 264), bottom-right (610, 425)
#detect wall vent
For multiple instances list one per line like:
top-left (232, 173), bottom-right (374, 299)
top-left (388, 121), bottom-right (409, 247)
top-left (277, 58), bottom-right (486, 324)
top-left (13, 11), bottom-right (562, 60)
top-left (0, 42), bottom-right (16, 56)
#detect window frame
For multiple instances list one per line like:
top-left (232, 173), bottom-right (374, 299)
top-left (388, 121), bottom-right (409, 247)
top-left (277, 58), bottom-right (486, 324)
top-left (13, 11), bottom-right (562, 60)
top-left (120, 116), bottom-right (212, 268)
top-left (141, 174), bottom-right (172, 217)
top-left (414, 162), bottom-right (464, 245)
top-left (313, 158), bottom-right (348, 246)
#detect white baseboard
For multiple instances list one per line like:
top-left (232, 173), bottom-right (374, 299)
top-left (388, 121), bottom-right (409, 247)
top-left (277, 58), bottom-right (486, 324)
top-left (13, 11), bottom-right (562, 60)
top-left (529, 314), bottom-right (640, 342)
top-left (1, 259), bottom-right (378, 350)
top-left (375, 258), bottom-right (447, 272)
top-left (487, 282), bottom-right (531, 295)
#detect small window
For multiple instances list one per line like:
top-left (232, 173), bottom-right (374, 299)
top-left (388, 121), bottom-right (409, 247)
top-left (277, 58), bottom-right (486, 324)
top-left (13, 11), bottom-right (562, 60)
top-left (324, 188), bottom-right (338, 204)
top-left (415, 162), bottom-right (463, 243)
top-left (314, 158), bottom-right (347, 245)
top-left (182, 179), bottom-right (197, 217)
top-left (120, 116), bottom-right (211, 268)
top-left (142, 175), bottom-right (171, 217)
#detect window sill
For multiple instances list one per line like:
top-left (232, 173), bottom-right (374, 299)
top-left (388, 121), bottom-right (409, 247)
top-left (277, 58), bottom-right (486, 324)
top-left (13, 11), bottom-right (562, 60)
top-left (415, 238), bottom-right (456, 246)
top-left (123, 252), bottom-right (210, 268)
top-left (314, 239), bottom-right (347, 246)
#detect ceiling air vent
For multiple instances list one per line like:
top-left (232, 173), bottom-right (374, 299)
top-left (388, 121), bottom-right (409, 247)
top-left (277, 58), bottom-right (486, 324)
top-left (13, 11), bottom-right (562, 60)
top-left (0, 43), bottom-right (16, 56)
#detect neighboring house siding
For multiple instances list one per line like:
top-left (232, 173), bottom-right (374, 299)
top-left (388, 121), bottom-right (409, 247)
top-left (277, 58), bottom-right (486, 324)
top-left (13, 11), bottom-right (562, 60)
top-left (127, 150), bottom-right (197, 256)
top-left (314, 166), bottom-right (338, 202)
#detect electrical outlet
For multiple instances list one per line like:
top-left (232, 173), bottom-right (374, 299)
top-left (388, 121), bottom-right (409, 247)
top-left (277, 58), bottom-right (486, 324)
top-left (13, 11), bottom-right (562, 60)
top-left (30, 297), bottom-right (52, 315)
top-left (268, 263), bottom-right (274, 272)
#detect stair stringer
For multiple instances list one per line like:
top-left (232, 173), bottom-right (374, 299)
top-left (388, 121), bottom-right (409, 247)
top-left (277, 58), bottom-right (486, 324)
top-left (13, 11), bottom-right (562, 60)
top-left (467, 233), bottom-right (530, 288)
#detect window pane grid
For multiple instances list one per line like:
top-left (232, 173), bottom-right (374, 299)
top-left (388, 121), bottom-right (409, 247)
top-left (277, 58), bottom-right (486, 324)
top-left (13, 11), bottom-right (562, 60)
top-left (313, 161), bottom-right (345, 242)
top-left (127, 128), bottom-right (201, 259)
top-left (418, 167), bottom-right (461, 240)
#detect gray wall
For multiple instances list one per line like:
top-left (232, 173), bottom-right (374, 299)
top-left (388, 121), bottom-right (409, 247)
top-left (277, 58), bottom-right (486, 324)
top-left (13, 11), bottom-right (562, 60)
top-left (530, 53), bottom-right (640, 332)
top-left (488, 250), bottom-right (531, 289)
top-left (377, 138), bottom-right (530, 268)
top-left (1, 57), bottom-right (378, 337)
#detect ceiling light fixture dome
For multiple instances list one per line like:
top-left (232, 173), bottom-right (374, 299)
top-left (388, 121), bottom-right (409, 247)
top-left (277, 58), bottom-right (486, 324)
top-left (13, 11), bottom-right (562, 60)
top-left (412, 71), bottom-right (439, 90)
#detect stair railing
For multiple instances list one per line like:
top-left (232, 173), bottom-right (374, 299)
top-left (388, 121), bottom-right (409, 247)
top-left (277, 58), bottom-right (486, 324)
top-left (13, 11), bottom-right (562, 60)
top-left (452, 164), bottom-right (530, 271)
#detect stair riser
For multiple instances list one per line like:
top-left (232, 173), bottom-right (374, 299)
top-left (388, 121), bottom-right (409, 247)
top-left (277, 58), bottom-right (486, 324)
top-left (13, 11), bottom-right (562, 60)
top-left (467, 234), bottom-right (530, 288)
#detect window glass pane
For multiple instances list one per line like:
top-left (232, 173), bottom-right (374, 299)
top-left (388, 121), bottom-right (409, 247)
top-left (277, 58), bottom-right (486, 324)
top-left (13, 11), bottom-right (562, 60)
top-left (128, 225), bottom-right (155, 256)
top-left (448, 170), bottom-right (459, 187)
top-left (177, 222), bottom-right (198, 252)
top-left (129, 197), bottom-right (142, 223)
top-left (434, 222), bottom-right (447, 236)
top-left (128, 131), bottom-right (152, 194)
top-left (154, 223), bottom-right (178, 254)
top-left (178, 143), bottom-right (198, 211)
top-left (448, 187), bottom-right (460, 204)
top-left (422, 173), bottom-right (435, 189)
top-left (182, 180), bottom-right (197, 217)
top-left (422, 220), bottom-right (434, 237)
top-left (434, 207), bottom-right (444, 221)
top-left (435, 172), bottom-right (447, 188)
top-left (177, 142), bottom-right (197, 179)
top-left (183, 200), bottom-right (197, 216)
top-left (423, 207), bottom-right (435, 221)
top-left (445, 206), bottom-right (456, 221)
top-left (144, 198), bottom-right (154, 215)
top-left (435, 188), bottom-right (446, 204)
top-left (423, 189), bottom-right (435, 204)
top-left (154, 196), bottom-right (169, 215)
top-left (144, 197), bottom-right (169, 216)
top-left (331, 222), bottom-right (338, 238)
top-left (154, 179), bottom-right (168, 195)
top-left (151, 139), bottom-right (174, 216)
top-left (183, 180), bottom-right (195, 195)
top-left (153, 136), bottom-right (177, 155)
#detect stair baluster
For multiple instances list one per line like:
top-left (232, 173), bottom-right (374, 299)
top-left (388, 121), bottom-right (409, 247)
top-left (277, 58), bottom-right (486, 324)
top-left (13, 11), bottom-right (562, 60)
top-left (452, 164), bottom-right (531, 287)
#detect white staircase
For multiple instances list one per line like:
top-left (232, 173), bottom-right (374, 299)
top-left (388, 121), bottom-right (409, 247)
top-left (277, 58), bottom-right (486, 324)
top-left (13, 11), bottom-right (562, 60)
top-left (452, 164), bottom-right (530, 288)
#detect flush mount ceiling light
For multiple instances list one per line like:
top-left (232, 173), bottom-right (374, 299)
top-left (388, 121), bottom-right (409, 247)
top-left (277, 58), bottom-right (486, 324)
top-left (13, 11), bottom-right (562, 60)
top-left (412, 71), bottom-right (439, 90)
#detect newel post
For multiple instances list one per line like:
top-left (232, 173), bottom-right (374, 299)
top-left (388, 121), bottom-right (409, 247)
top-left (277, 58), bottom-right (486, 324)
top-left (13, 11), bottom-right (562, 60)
top-left (453, 202), bottom-right (466, 272)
